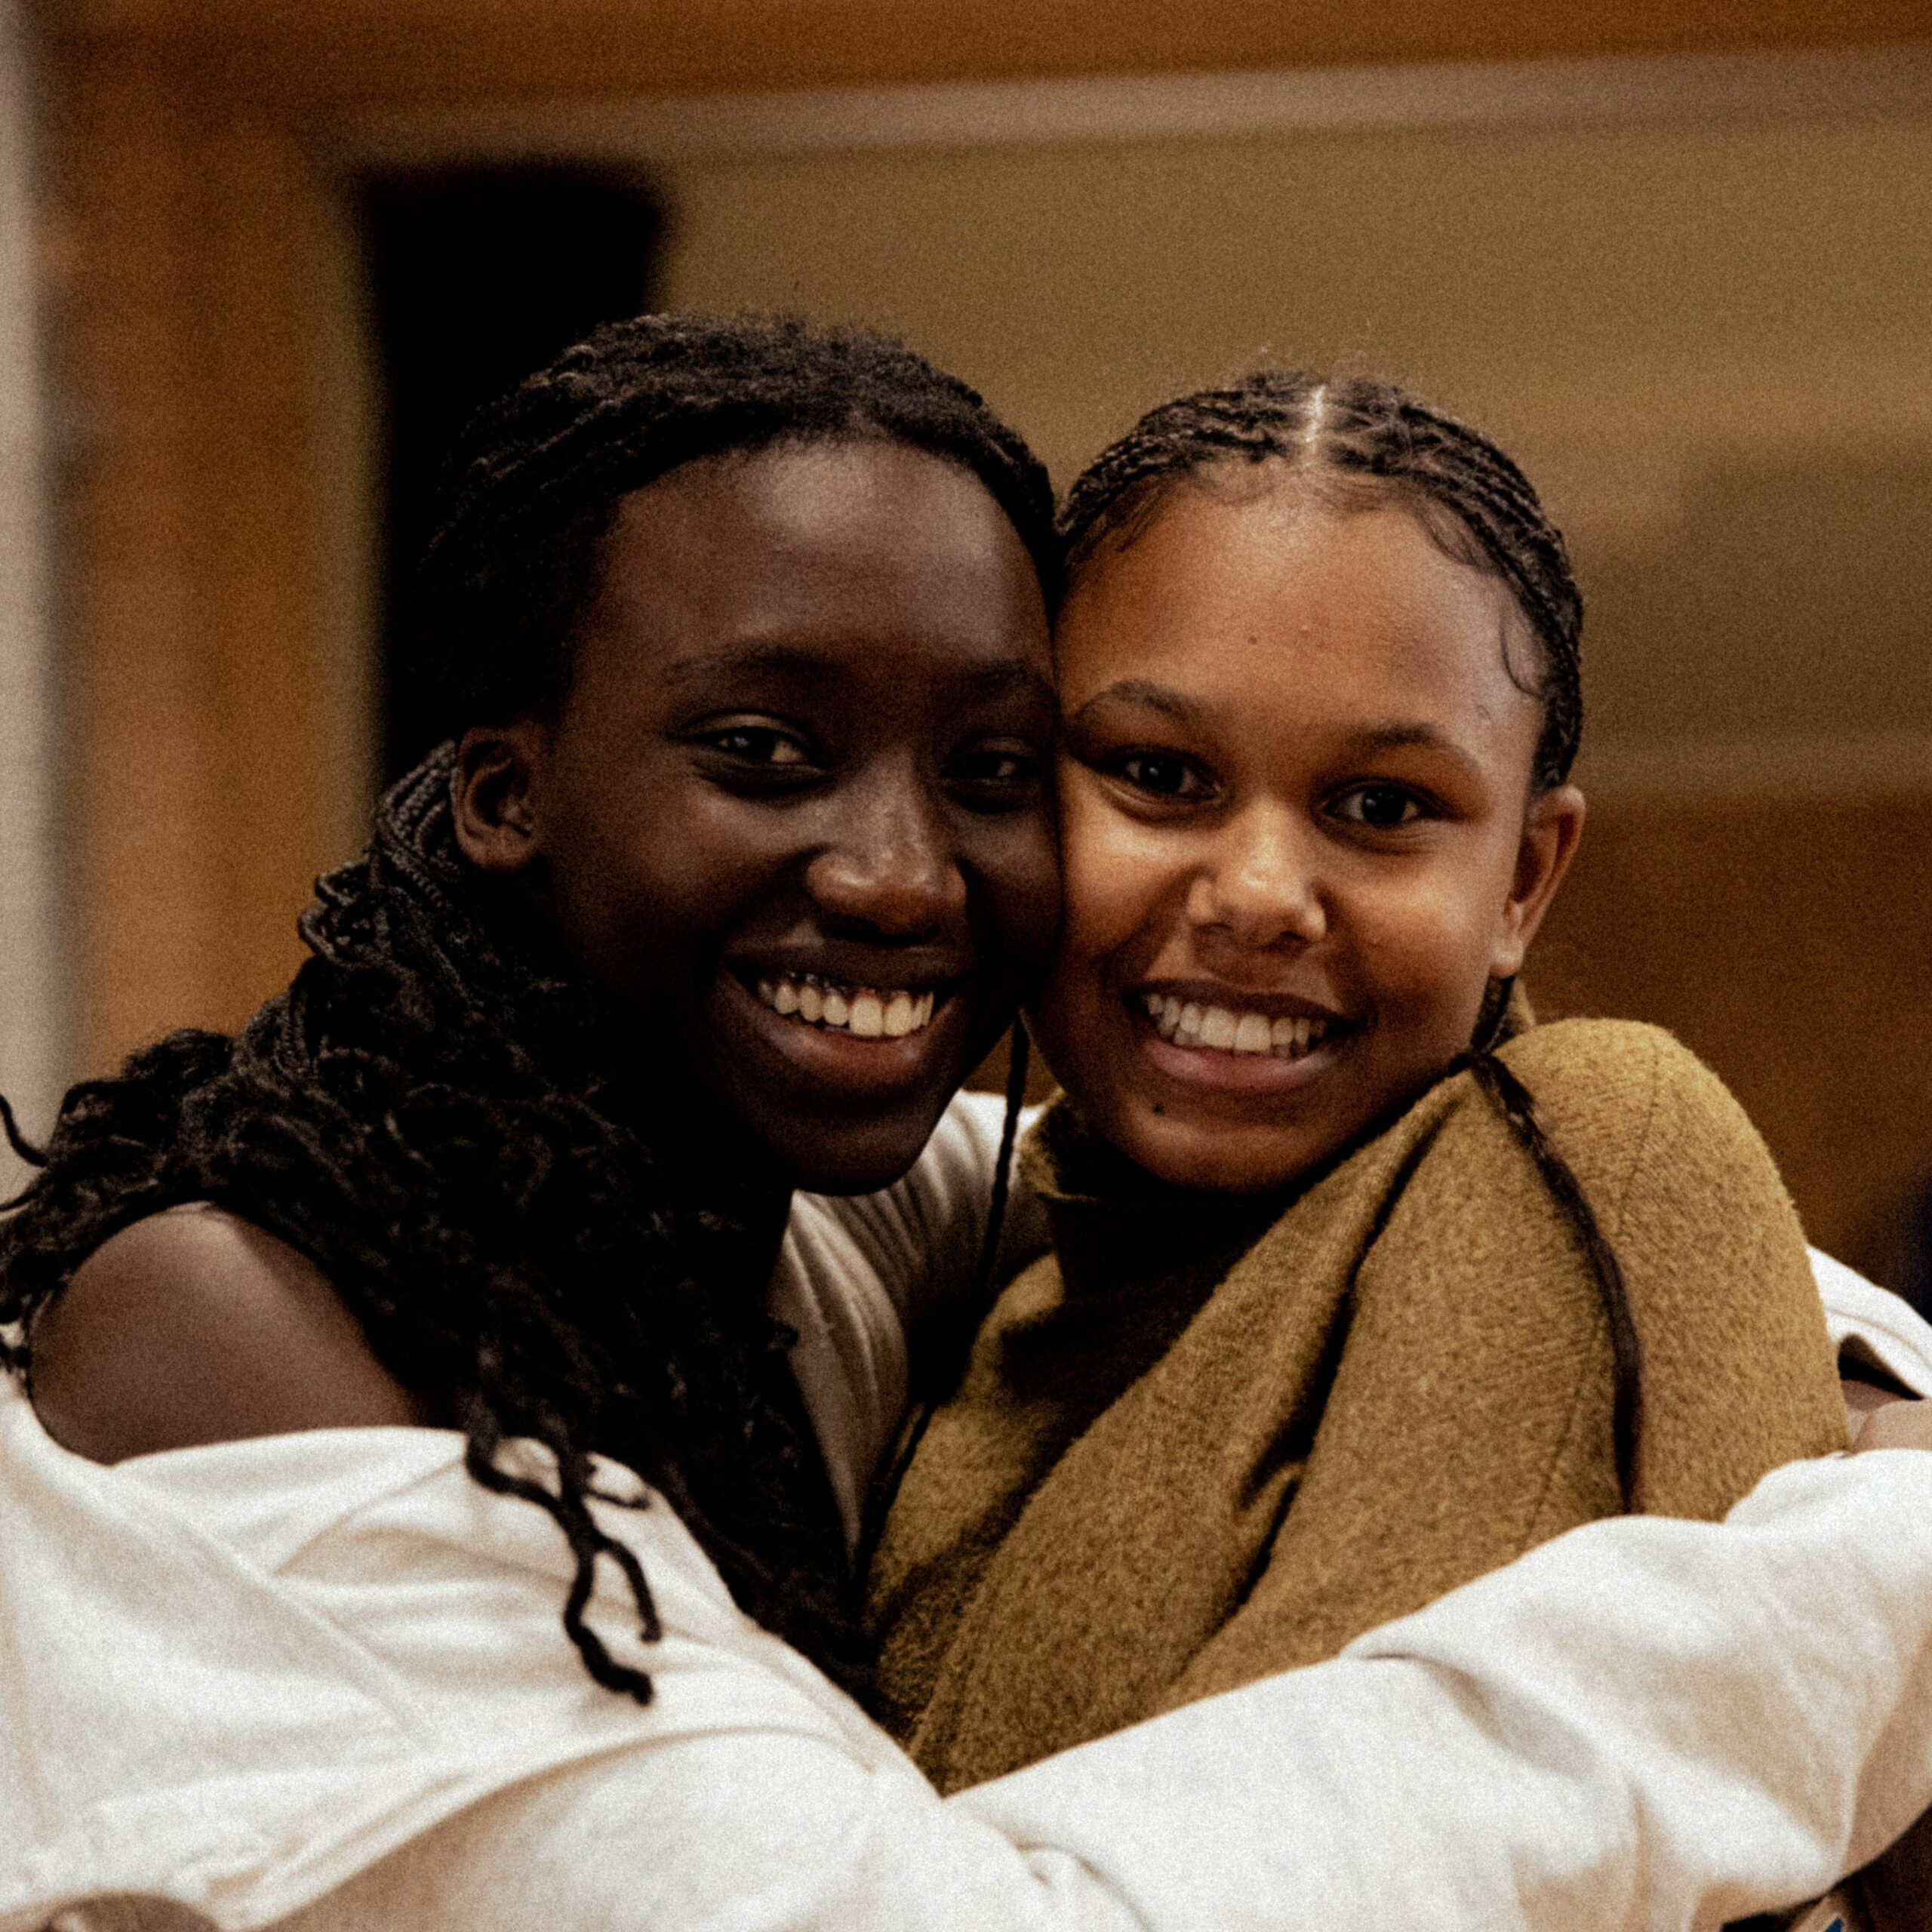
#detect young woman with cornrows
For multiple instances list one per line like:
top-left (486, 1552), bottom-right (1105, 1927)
top-left (864, 374), bottom-right (1894, 1794)
top-left (5, 316), bottom-right (1932, 1932)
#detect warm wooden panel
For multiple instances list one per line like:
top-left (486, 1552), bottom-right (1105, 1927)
top-left (48, 0), bottom-right (1931, 1080)
top-left (54, 0), bottom-right (1932, 112)
top-left (1532, 792), bottom-right (1932, 1281)
top-left (61, 57), bottom-right (228, 1060)
top-left (60, 54), bottom-right (348, 1061)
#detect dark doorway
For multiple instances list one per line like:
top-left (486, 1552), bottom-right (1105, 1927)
top-left (361, 167), bottom-right (669, 781)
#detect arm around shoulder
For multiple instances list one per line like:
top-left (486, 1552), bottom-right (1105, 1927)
top-left (29, 1202), bottom-right (432, 1462)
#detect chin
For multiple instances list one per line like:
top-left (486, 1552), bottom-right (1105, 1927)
top-left (761, 1100), bottom-right (952, 1197)
top-left (1109, 1109), bottom-right (1327, 1195)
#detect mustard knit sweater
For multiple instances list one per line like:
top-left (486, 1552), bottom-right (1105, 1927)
top-left (866, 1019), bottom-right (1846, 1795)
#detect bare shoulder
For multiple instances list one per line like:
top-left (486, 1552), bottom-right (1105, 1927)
top-left (29, 1203), bottom-right (435, 1463)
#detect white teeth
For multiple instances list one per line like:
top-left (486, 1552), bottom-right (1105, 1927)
top-left (754, 973), bottom-right (939, 1040)
top-left (1139, 992), bottom-right (1340, 1062)
top-left (1199, 1008), bottom-right (1238, 1051)
top-left (1233, 1013), bottom-right (1272, 1054)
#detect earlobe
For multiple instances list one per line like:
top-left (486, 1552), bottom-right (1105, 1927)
top-left (452, 723), bottom-right (548, 875)
top-left (1490, 783), bottom-right (1586, 979)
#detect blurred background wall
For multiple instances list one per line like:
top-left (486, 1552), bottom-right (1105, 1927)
top-left (0, 0), bottom-right (63, 1201)
top-left (14, 0), bottom-right (1932, 1275)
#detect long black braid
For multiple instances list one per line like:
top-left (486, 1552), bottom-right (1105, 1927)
top-left (0, 313), bottom-right (1059, 1697)
top-left (1061, 371), bottom-right (1641, 1508)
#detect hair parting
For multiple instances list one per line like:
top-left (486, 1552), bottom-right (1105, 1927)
top-left (1060, 369), bottom-right (1583, 793)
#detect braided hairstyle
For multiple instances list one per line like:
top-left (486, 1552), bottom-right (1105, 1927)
top-left (1060, 370), bottom-right (1582, 793)
top-left (1061, 371), bottom-right (1641, 1508)
top-left (0, 313), bottom-right (1057, 1700)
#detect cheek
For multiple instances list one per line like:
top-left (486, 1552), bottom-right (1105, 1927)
top-left (968, 811), bottom-right (1062, 971)
top-left (1352, 857), bottom-right (1513, 1038)
top-left (546, 771), bottom-right (788, 969)
top-left (1055, 781), bottom-right (1174, 968)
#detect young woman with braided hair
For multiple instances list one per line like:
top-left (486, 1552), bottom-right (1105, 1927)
top-left (863, 371), bottom-right (1862, 1794)
top-left (6, 323), bottom-right (1932, 1932)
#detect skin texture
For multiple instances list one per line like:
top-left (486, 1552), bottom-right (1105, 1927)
top-left (1031, 476), bottom-right (1586, 1195)
top-left (33, 440), bottom-right (1058, 1463)
top-left (456, 441), bottom-right (1058, 1195)
top-left (31, 1206), bottom-right (435, 1462)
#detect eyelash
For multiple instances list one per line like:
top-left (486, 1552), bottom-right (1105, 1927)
top-left (1100, 749), bottom-right (1438, 834)
top-left (1327, 783), bottom-right (1433, 830)
top-left (692, 721), bottom-right (1042, 811)
top-left (1103, 749), bottom-right (1216, 801)
top-left (699, 724), bottom-right (813, 768)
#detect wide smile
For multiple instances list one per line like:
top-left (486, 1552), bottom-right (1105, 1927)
top-left (754, 971), bottom-right (939, 1040)
top-left (1128, 985), bottom-right (1355, 1094)
top-left (721, 963), bottom-right (966, 1099)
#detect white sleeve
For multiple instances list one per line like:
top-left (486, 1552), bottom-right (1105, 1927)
top-left (792, 1089), bottom-right (1048, 1335)
top-left (962, 1448), bottom-right (1932, 1931)
top-left (261, 1451), bottom-right (1932, 1932)
top-left (772, 1092), bottom-right (1048, 1541)
top-left (1811, 1246), bottom-right (1932, 1394)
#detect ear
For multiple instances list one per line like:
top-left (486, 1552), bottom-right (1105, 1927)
top-left (1488, 783), bottom-right (1586, 980)
top-left (451, 721), bottom-right (550, 876)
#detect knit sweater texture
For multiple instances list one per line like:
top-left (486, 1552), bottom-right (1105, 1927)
top-left (866, 1018), bottom-right (1847, 1793)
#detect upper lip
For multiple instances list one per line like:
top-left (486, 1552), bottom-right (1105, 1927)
top-left (731, 949), bottom-right (967, 997)
top-left (1131, 978), bottom-right (1352, 1027)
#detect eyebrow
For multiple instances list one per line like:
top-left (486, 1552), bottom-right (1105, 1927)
top-left (1064, 679), bottom-right (1203, 728)
top-left (661, 641), bottom-right (1053, 704)
top-left (1068, 685), bottom-right (1486, 771)
top-left (1349, 720), bottom-right (1484, 774)
top-left (660, 642), bottom-right (833, 689)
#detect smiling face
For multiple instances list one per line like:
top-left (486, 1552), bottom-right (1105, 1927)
top-left (1033, 471), bottom-right (1585, 1194)
top-left (453, 439), bottom-right (1058, 1194)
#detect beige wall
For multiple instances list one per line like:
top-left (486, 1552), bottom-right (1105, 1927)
top-left (660, 91), bottom-right (1932, 1267)
top-left (42, 0), bottom-right (1932, 1270)
top-left (0, 0), bottom-right (65, 1194)
top-left (658, 102), bottom-right (1932, 793)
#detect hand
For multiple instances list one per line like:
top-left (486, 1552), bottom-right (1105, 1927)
top-left (1850, 1394), bottom-right (1932, 1454)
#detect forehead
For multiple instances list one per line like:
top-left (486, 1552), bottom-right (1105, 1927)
top-left (576, 440), bottom-right (1049, 697)
top-left (1056, 483), bottom-right (1534, 738)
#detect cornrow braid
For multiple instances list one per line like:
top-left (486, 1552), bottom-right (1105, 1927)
top-left (0, 313), bottom-right (1060, 1703)
top-left (1060, 371), bottom-right (1583, 792)
top-left (1065, 374), bottom-right (1633, 1503)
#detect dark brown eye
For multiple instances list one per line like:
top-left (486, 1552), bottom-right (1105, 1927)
top-left (703, 725), bottom-right (810, 766)
top-left (1112, 751), bottom-right (1211, 800)
top-left (1334, 783), bottom-right (1424, 829)
top-left (947, 741), bottom-right (1042, 811)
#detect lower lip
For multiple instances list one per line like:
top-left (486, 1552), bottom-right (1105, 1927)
top-left (1135, 1013), bottom-right (1346, 1095)
top-left (724, 972), bottom-right (961, 1097)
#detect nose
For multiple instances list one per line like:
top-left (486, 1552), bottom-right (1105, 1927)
top-left (1185, 800), bottom-right (1327, 951)
top-left (803, 757), bottom-right (967, 940)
